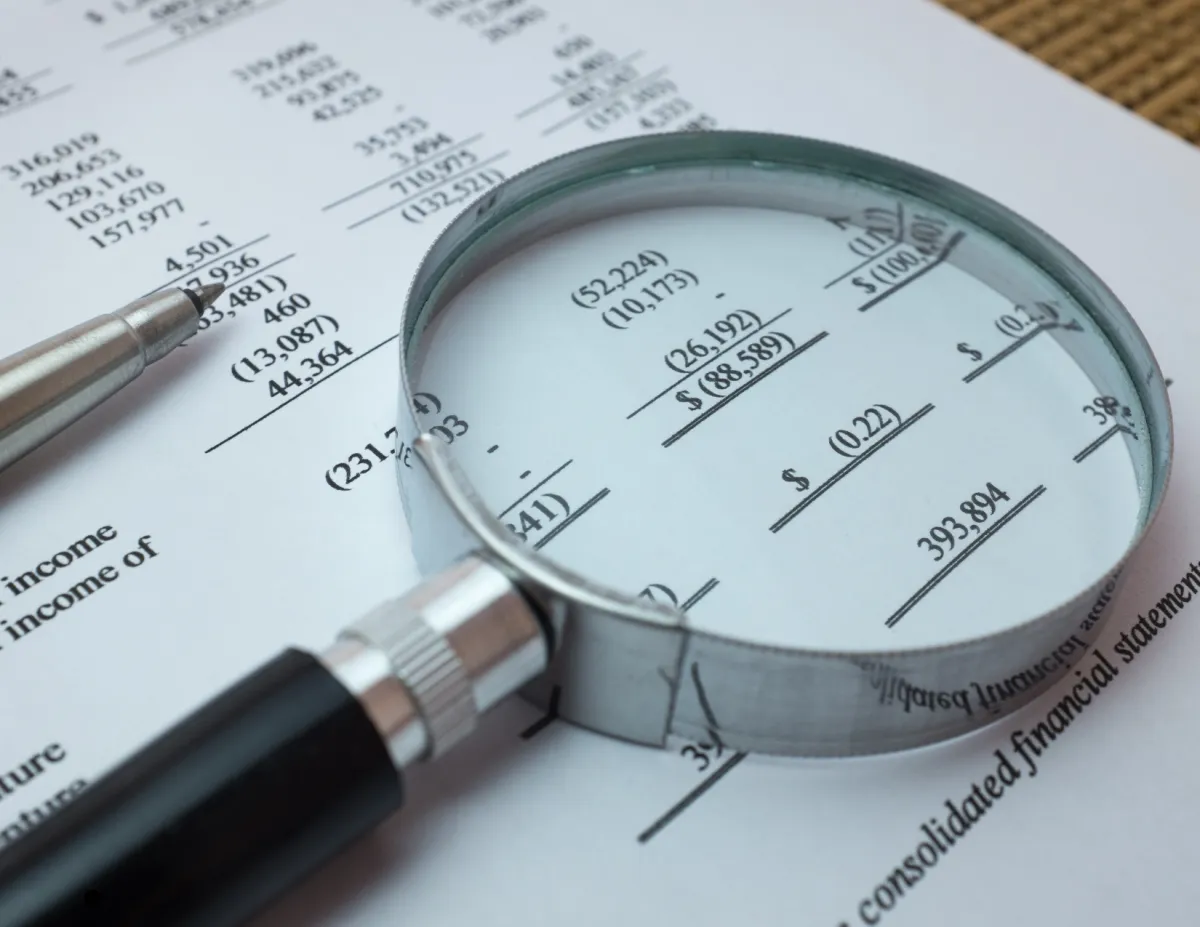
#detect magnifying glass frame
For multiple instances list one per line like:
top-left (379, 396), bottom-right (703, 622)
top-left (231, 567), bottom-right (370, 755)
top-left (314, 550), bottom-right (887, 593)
top-left (394, 130), bottom-right (1172, 757)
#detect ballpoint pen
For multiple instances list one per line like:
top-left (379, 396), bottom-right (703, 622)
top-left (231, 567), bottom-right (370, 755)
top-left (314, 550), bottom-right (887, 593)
top-left (0, 284), bottom-right (224, 472)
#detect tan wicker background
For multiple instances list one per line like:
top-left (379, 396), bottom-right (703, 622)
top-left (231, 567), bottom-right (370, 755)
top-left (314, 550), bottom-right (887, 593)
top-left (938, 0), bottom-right (1200, 143)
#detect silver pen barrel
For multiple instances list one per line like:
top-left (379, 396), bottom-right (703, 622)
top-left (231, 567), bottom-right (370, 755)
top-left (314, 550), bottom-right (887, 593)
top-left (0, 284), bottom-right (222, 472)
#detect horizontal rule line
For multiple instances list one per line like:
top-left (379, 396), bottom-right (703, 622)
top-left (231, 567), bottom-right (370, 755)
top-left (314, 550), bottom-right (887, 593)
top-left (962, 323), bottom-right (1057, 383)
top-left (516, 50), bottom-right (645, 120)
top-left (143, 234), bottom-right (271, 297)
top-left (518, 685), bottom-right (561, 739)
top-left (770, 403), bottom-right (936, 533)
top-left (1073, 423), bottom-right (1132, 463)
top-left (0, 84), bottom-right (72, 121)
top-left (124, 0), bottom-right (288, 65)
top-left (662, 331), bottom-right (829, 448)
top-left (855, 230), bottom-right (965, 313)
top-left (680, 578), bottom-right (720, 612)
top-left (823, 238), bottom-right (900, 289)
top-left (498, 459), bottom-right (573, 518)
top-left (541, 65), bottom-right (670, 136)
top-left (321, 133), bottom-right (485, 210)
top-left (533, 488), bottom-right (611, 550)
top-left (0, 67), bottom-right (52, 90)
top-left (204, 333), bottom-right (397, 453)
top-left (346, 150), bottom-right (509, 230)
top-left (627, 308), bottom-right (794, 420)
top-left (884, 484), bottom-right (1047, 628)
top-left (637, 751), bottom-right (747, 844)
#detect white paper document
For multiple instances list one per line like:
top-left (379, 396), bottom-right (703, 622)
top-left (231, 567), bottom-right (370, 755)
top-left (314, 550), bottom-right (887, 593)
top-left (1, 0), bottom-right (1199, 924)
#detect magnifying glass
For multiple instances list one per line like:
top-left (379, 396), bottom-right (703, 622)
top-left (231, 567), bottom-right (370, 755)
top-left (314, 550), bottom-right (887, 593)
top-left (0, 132), bottom-right (1171, 927)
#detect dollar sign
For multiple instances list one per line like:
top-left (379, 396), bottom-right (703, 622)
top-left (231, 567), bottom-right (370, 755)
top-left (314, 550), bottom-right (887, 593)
top-left (957, 342), bottom-right (982, 362)
top-left (781, 468), bottom-right (810, 492)
top-left (676, 390), bottom-right (702, 411)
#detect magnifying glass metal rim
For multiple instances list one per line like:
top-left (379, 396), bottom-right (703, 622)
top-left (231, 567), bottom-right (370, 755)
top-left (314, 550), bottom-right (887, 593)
top-left (394, 130), bottom-right (1173, 757)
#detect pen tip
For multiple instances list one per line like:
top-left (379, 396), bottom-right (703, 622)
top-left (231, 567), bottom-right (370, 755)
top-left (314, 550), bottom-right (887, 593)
top-left (193, 282), bottom-right (226, 309)
top-left (182, 282), bottom-right (226, 314)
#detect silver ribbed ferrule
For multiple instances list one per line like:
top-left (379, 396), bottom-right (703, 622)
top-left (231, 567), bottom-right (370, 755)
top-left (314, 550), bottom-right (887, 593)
top-left (331, 555), bottom-right (549, 764)
top-left (346, 601), bottom-right (476, 757)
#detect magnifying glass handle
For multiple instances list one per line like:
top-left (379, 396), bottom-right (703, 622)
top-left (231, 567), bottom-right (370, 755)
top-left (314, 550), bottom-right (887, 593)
top-left (0, 649), bottom-right (400, 926)
top-left (0, 556), bottom-right (549, 926)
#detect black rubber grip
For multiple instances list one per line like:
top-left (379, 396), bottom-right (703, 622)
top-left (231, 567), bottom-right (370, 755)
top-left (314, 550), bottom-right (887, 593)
top-left (0, 648), bottom-right (404, 927)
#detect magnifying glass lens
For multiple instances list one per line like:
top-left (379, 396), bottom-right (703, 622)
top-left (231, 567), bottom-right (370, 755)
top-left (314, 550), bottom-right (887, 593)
top-left (410, 162), bottom-right (1149, 658)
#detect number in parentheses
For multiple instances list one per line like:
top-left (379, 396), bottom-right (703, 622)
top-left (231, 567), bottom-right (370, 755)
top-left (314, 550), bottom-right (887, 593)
top-left (412, 391), bottom-right (442, 415)
top-left (324, 462), bottom-right (354, 492)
